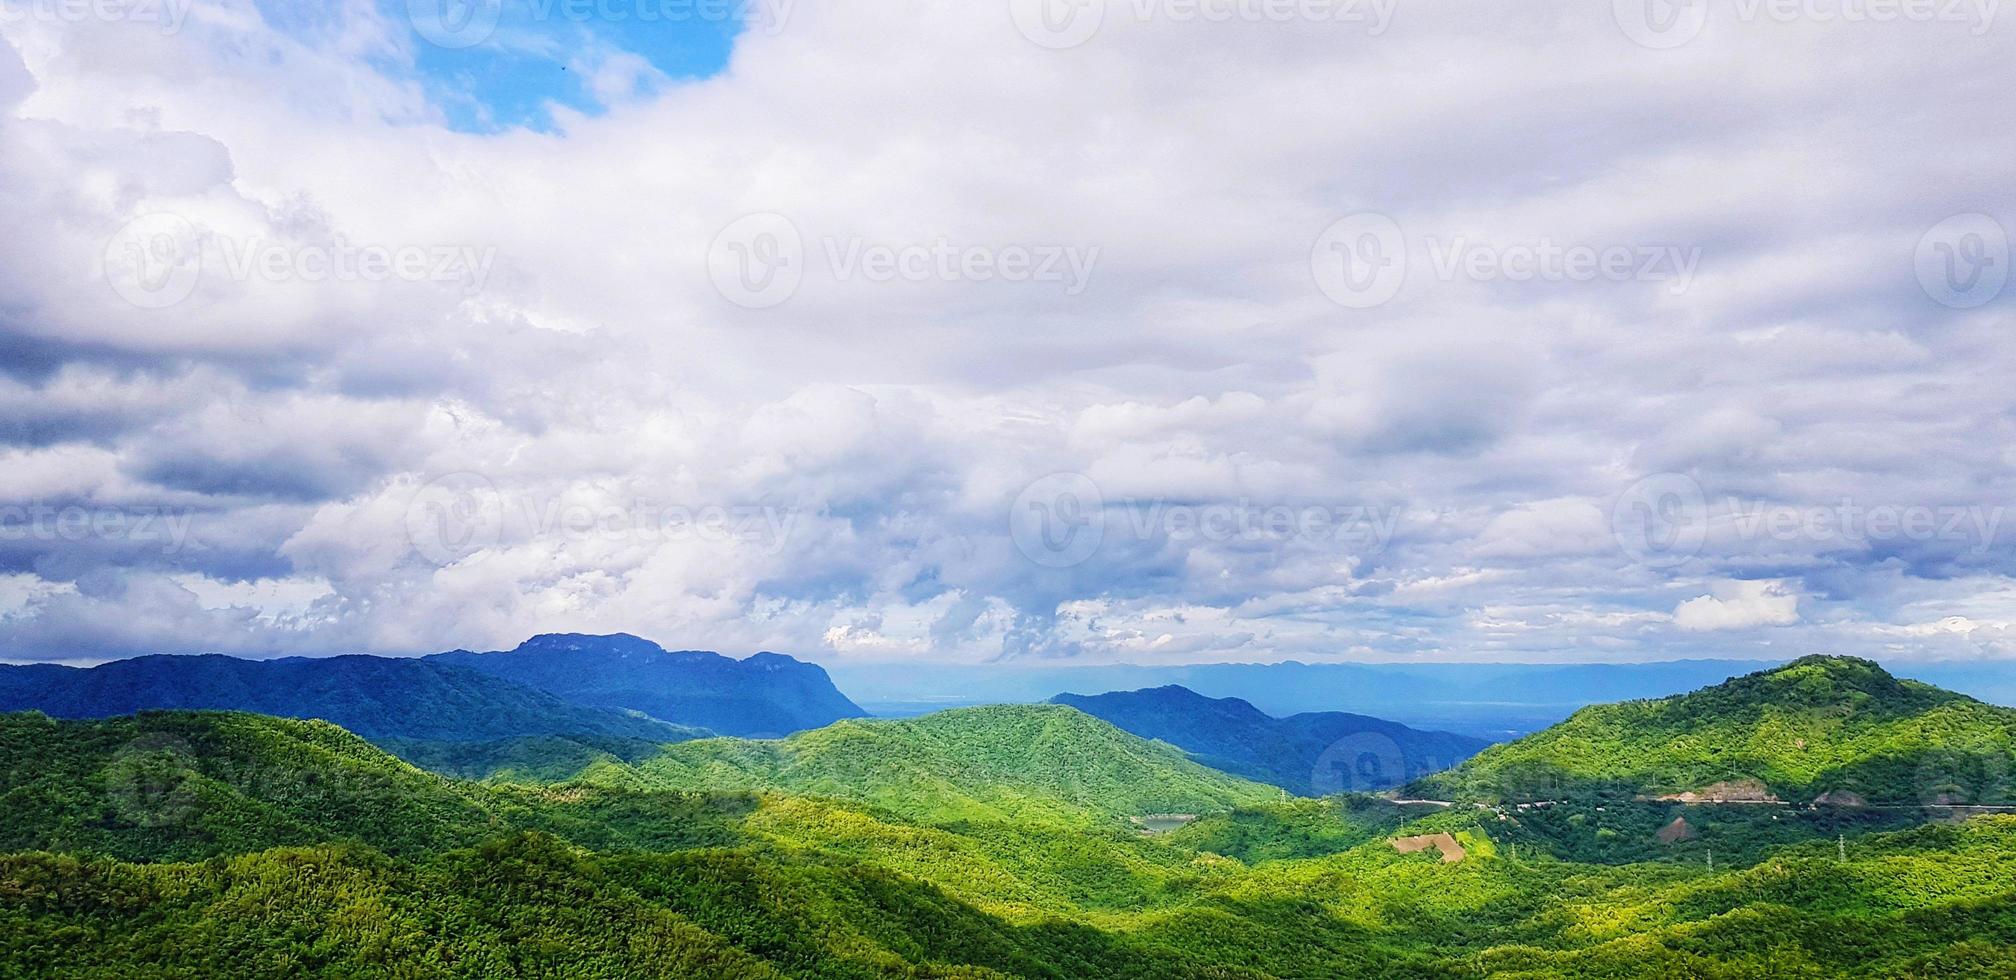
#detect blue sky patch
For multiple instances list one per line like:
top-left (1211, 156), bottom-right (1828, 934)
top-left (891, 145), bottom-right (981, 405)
top-left (394, 0), bottom-right (751, 131)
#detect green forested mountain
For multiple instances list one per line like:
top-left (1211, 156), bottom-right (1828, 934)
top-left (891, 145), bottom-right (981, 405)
top-left (1413, 655), bottom-right (2016, 805)
top-left (8, 783), bottom-right (2016, 977)
top-left (6, 660), bottom-right (2016, 979)
top-left (582, 704), bottom-right (1281, 828)
top-left (0, 709), bottom-right (511, 861)
top-left (0, 709), bottom-right (775, 861)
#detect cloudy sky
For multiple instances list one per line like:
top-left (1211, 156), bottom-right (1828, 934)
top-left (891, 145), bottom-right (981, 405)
top-left (0, 0), bottom-right (2011, 665)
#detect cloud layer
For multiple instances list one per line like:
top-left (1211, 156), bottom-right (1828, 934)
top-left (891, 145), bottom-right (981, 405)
top-left (1, 0), bottom-right (2012, 664)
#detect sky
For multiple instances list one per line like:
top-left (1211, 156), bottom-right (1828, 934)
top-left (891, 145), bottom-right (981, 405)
top-left (0, 0), bottom-right (2012, 666)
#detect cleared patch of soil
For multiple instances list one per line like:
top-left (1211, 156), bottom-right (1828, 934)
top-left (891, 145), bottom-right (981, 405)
top-left (1656, 816), bottom-right (1695, 844)
top-left (1657, 779), bottom-right (1780, 804)
top-left (1391, 832), bottom-right (1465, 863)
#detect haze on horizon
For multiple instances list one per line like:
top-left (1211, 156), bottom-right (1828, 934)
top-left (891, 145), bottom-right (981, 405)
top-left (0, 1), bottom-right (2011, 668)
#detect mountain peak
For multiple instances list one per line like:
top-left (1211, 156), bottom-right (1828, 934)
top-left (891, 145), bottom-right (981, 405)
top-left (1774, 654), bottom-right (1891, 677)
top-left (1415, 656), bottom-right (2002, 804)
top-left (1720, 654), bottom-right (1936, 710)
top-left (1056, 683), bottom-right (1227, 706)
top-left (431, 636), bottom-right (865, 736)
top-left (513, 633), bottom-right (671, 657)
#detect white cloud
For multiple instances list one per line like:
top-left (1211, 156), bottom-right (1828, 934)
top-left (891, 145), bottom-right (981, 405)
top-left (1673, 580), bottom-right (1801, 632)
top-left (0, 4), bottom-right (2012, 663)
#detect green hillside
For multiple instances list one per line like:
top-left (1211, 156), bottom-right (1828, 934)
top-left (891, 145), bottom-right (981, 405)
top-left (375, 733), bottom-right (675, 783)
top-left (1159, 795), bottom-right (1425, 863)
top-left (599, 704), bottom-right (1280, 828)
top-left (7, 677), bottom-right (2016, 978)
top-left (1413, 655), bottom-right (2016, 805)
top-left (8, 804), bottom-right (2016, 977)
top-left (0, 710), bottom-right (760, 861)
top-left (0, 710), bottom-right (509, 861)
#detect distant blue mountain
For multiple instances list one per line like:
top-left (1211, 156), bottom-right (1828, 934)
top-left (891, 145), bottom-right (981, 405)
top-left (0, 653), bottom-right (696, 743)
top-left (835, 659), bottom-right (1803, 737)
top-left (427, 633), bottom-right (866, 737)
top-left (1050, 685), bottom-right (1491, 795)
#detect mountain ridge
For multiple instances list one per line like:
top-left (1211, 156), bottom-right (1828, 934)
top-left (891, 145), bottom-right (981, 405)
top-left (1049, 684), bottom-right (1489, 795)
top-left (0, 652), bottom-right (696, 743)
top-left (1411, 655), bottom-right (2016, 806)
top-left (427, 633), bottom-right (866, 737)
top-left (0, 633), bottom-right (860, 742)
